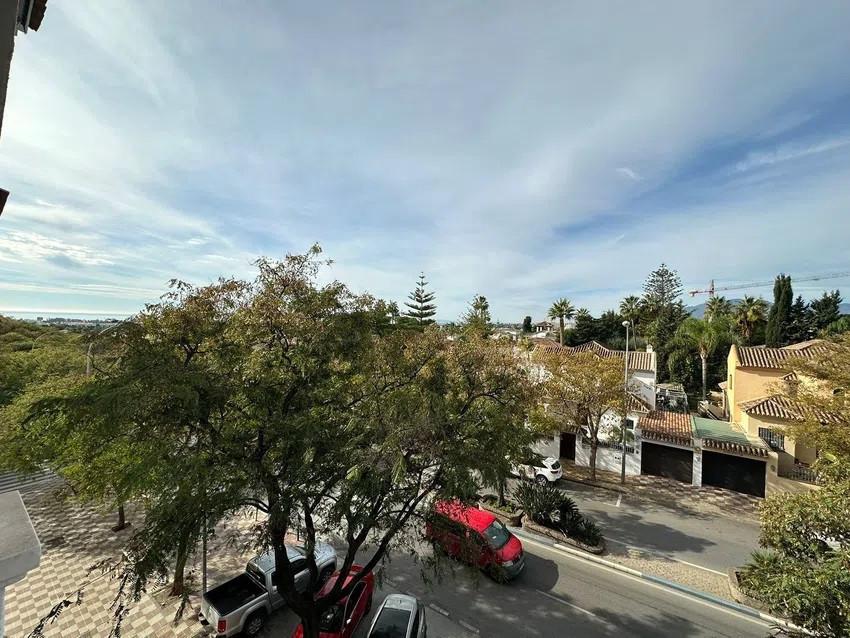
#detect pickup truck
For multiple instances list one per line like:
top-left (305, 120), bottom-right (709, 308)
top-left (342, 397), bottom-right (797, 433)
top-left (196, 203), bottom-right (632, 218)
top-left (200, 542), bottom-right (337, 637)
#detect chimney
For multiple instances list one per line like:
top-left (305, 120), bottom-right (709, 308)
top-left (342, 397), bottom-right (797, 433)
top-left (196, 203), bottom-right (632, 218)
top-left (645, 344), bottom-right (653, 353)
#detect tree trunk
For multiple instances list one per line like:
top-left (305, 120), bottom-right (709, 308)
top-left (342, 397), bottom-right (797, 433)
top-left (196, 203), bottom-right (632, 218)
top-left (589, 439), bottom-right (598, 482)
top-left (559, 317), bottom-right (565, 346)
top-left (169, 530), bottom-right (191, 597)
top-left (700, 353), bottom-right (708, 400)
top-left (112, 503), bottom-right (127, 532)
top-left (498, 479), bottom-right (506, 507)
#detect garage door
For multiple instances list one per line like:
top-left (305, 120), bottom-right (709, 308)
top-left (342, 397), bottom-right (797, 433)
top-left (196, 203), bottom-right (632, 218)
top-left (641, 442), bottom-right (693, 483)
top-left (560, 433), bottom-right (576, 461)
top-left (701, 451), bottom-right (765, 497)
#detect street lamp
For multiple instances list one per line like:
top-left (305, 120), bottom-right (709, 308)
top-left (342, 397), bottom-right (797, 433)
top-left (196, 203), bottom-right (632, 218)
top-left (620, 320), bottom-right (630, 485)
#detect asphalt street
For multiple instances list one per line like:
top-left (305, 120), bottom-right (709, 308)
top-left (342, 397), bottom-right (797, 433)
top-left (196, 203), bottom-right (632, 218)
top-left (547, 478), bottom-right (762, 572)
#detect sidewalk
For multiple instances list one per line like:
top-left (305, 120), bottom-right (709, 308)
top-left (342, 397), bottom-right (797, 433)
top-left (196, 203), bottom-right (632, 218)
top-left (558, 461), bottom-right (761, 520)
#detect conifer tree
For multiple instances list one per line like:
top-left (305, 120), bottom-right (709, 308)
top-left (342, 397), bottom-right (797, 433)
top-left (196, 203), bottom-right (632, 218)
top-left (766, 274), bottom-right (792, 346)
top-left (402, 272), bottom-right (437, 325)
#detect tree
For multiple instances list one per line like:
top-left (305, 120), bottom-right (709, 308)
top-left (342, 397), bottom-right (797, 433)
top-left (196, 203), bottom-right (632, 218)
top-left (672, 317), bottom-right (734, 400)
top-left (640, 264), bottom-right (687, 380)
top-left (766, 274), bottom-right (792, 347)
top-left (566, 308), bottom-right (596, 345)
top-left (738, 334), bottom-right (850, 636)
top-left (825, 316), bottom-right (850, 336)
top-left (402, 272), bottom-right (437, 325)
top-left (619, 296), bottom-right (643, 336)
top-left (536, 351), bottom-right (624, 481)
top-left (522, 316), bottom-right (533, 333)
top-left (704, 296), bottom-right (732, 323)
top-left (548, 298), bottom-right (575, 346)
top-left (734, 295), bottom-right (768, 345)
top-left (6, 248), bottom-right (544, 638)
top-left (786, 295), bottom-right (815, 344)
top-left (811, 290), bottom-right (842, 334)
top-left (462, 294), bottom-right (492, 336)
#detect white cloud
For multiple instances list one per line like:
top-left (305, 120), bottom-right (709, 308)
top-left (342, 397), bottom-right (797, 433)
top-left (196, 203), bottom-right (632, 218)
top-left (735, 137), bottom-right (850, 172)
top-left (616, 167), bottom-right (642, 181)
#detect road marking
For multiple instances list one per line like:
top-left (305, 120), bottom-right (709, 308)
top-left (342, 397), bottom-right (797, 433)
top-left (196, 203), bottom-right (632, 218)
top-left (603, 538), bottom-right (726, 576)
top-left (458, 619), bottom-right (480, 634)
top-left (615, 494), bottom-right (622, 507)
top-left (535, 588), bottom-right (606, 621)
top-left (428, 603), bottom-right (450, 617)
top-left (516, 534), bottom-right (770, 628)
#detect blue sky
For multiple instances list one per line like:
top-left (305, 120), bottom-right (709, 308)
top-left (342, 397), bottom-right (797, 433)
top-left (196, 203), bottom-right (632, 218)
top-left (2, 1), bottom-right (850, 321)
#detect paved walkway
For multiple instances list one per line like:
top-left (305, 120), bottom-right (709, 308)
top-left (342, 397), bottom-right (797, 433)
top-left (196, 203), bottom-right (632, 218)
top-left (559, 461), bottom-right (761, 520)
top-left (6, 485), bottom-right (267, 638)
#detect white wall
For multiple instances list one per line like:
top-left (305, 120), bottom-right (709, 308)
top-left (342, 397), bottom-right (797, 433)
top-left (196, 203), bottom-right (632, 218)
top-left (575, 437), bottom-right (641, 475)
top-left (533, 434), bottom-right (560, 460)
top-left (630, 371), bottom-right (656, 409)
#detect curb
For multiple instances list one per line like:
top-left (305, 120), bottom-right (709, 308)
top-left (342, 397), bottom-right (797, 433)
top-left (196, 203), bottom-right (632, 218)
top-left (509, 526), bottom-right (807, 633)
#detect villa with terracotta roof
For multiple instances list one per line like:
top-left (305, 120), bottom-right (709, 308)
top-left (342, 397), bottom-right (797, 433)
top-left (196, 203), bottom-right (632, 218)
top-left (722, 340), bottom-right (830, 494)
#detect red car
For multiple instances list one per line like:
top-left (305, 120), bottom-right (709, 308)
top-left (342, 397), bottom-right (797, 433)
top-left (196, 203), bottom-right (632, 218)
top-left (291, 565), bottom-right (374, 638)
top-left (426, 500), bottom-right (525, 581)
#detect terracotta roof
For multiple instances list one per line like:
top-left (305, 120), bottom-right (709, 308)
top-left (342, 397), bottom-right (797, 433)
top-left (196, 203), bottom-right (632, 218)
top-left (739, 395), bottom-right (837, 423)
top-left (640, 410), bottom-right (694, 438)
top-left (535, 340), bottom-right (656, 372)
top-left (735, 340), bottom-right (829, 369)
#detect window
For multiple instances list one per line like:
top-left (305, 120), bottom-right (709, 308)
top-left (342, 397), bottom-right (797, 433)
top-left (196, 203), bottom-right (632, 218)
top-left (481, 520), bottom-right (511, 550)
top-left (728, 374), bottom-right (733, 390)
top-left (346, 582), bottom-right (366, 620)
top-left (759, 427), bottom-right (785, 452)
top-left (369, 608), bottom-right (412, 638)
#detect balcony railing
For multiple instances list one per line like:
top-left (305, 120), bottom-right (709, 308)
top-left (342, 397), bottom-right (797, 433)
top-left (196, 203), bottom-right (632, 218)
top-left (778, 463), bottom-right (818, 484)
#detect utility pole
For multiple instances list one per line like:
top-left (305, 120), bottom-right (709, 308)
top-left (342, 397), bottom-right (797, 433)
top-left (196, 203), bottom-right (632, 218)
top-left (620, 320), bottom-right (630, 485)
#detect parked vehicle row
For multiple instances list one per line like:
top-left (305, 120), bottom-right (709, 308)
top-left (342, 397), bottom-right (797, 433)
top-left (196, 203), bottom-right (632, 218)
top-left (203, 498), bottom-right (524, 637)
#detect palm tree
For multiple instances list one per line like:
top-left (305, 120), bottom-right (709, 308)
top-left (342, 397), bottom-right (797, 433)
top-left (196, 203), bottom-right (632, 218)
top-left (619, 295), bottom-right (642, 334)
top-left (704, 295), bottom-right (732, 323)
top-left (734, 296), bottom-right (768, 344)
top-left (548, 298), bottom-right (575, 346)
top-left (674, 317), bottom-right (733, 400)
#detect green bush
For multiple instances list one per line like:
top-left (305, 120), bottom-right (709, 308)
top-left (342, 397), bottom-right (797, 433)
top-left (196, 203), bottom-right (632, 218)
top-left (513, 482), bottom-right (602, 546)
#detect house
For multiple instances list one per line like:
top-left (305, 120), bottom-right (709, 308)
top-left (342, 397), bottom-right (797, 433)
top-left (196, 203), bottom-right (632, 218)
top-left (533, 341), bottom-right (656, 476)
top-left (722, 340), bottom-right (831, 494)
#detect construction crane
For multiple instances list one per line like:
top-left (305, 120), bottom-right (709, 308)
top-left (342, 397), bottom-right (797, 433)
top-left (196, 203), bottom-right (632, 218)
top-left (688, 272), bottom-right (850, 297)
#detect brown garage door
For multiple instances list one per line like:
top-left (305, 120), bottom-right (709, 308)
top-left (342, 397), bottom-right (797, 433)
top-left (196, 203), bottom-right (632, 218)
top-left (701, 451), bottom-right (765, 497)
top-left (641, 442), bottom-right (693, 483)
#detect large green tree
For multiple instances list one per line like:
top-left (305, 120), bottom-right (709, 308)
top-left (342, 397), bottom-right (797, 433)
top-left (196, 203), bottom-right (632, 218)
top-left (672, 317), bottom-right (734, 400)
top-left (7, 248), bottom-right (543, 638)
top-left (733, 295), bottom-right (768, 345)
top-left (704, 296), bottom-right (732, 323)
top-left (786, 295), bottom-right (815, 344)
top-left (536, 350), bottom-right (624, 481)
top-left (640, 264), bottom-right (688, 380)
top-left (548, 298), bottom-right (575, 346)
top-left (811, 290), bottom-right (842, 334)
top-left (618, 295), bottom-right (643, 336)
top-left (402, 272), bottom-right (437, 325)
top-left (462, 294), bottom-right (492, 336)
top-left (766, 274), bottom-right (793, 346)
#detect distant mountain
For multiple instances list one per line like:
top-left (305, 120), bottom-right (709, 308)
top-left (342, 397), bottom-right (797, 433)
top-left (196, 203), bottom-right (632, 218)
top-left (686, 300), bottom-right (850, 318)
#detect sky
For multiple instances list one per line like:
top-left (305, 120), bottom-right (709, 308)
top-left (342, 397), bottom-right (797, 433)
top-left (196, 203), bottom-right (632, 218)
top-left (2, 1), bottom-right (850, 322)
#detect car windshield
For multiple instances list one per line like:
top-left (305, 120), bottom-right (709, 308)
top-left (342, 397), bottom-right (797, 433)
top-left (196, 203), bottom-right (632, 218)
top-left (369, 607), bottom-right (412, 638)
top-left (549, 460), bottom-right (561, 470)
top-left (482, 520), bottom-right (511, 549)
top-left (319, 604), bottom-right (344, 632)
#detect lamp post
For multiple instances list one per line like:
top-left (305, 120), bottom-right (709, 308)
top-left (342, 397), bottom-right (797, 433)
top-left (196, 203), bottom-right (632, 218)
top-left (620, 320), bottom-right (630, 485)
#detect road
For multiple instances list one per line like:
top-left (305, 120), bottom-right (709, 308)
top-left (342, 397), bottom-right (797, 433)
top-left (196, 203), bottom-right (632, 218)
top-left (546, 479), bottom-right (761, 572)
top-left (375, 533), bottom-right (775, 638)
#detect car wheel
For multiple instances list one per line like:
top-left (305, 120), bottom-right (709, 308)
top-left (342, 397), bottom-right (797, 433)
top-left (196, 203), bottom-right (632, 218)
top-left (535, 474), bottom-right (548, 486)
top-left (244, 610), bottom-right (267, 636)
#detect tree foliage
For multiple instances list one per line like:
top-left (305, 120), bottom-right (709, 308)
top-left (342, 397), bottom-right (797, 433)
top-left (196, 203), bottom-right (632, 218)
top-left (548, 298), bottom-right (575, 346)
top-left (402, 272), bottom-right (437, 325)
top-left (522, 315), bottom-right (533, 333)
top-left (3, 248), bottom-right (544, 638)
top-left (461, 294), bottom-right (492, 337)
top-left (535, 350), bottom-right (624, 481)
top-left (704, 296), bottom-right (732, 323)
top-left (640, 264), bottom-right (687, 380)
top-left (671, 317), bottom-right (734, 400)
top-left (734, 295), bottom-right (768, 345)
top-left (811, 290), bottom-right (843, 334)
top-left (766, 274), bottom-right (793, 347)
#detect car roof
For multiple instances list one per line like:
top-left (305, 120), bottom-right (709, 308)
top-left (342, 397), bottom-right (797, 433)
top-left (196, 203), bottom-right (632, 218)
top-left (434, 500), bottom-right (495, 532)
top-left (382, 594), bottom-right (418, 612)
top-left (250, 542), bottom-right (319, 572)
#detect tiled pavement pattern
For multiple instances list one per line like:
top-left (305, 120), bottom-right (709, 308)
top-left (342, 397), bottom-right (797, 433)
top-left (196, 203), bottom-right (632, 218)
top-left (5, 486), bottom-right (272, 638)
top-left (560, 461), bottom-right (761, 519)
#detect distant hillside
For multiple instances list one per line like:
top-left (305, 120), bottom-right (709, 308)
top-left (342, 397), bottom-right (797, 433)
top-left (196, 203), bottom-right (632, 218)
top-left (687, 300), bottom-right (850, 318)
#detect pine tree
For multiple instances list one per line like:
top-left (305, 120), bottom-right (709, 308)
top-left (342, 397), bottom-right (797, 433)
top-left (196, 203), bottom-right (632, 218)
top-left (641, 264), bottom-right (687, 380)
top-left (522, 316), bottom-right (532, 333)
top-left (402, 273), bottom-right (437, 325)
top-left (786, 295), bottom-right (814, 344)
top-left (810, 290), bottom-right (842, 333)
top-left (462, 294), bottom-right (491, 336)
top-left (766, 275), bottom-right (793, 346)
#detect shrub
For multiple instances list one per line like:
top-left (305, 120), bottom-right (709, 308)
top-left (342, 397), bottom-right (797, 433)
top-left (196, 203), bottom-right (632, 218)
top-left (514, 482), bottom-right (602, 545)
